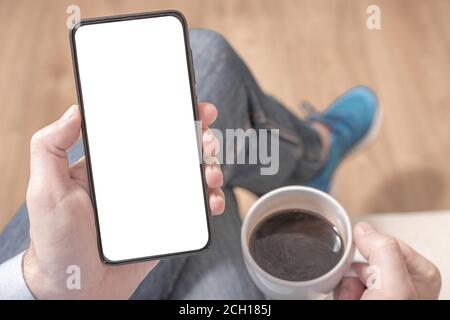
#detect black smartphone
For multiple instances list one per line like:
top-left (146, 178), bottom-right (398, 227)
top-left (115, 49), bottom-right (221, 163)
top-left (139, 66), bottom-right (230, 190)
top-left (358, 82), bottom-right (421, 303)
top-left (70, 11), bottom-right (210, 264)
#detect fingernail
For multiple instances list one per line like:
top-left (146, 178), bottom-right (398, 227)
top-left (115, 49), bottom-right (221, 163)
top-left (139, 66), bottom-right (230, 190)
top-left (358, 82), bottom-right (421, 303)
top-left (61, 105), bottom-right (76, 121)
top-left (355, 222), bottom-right (374, 236)
top-left (211, 193), bottom-right (224, 215)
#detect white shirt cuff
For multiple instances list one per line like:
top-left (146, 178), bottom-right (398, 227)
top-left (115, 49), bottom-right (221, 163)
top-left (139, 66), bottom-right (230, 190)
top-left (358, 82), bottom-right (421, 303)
top-left (0, 251), bottom-right (35, 300)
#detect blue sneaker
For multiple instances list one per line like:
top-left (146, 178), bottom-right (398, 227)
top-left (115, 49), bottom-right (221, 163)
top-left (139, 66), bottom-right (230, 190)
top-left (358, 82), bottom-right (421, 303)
top-left (304, 86), bottom-right (381, 192)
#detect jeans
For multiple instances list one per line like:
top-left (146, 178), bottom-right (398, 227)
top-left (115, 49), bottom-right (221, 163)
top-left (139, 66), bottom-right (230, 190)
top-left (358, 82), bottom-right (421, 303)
top-left (0, 29), bottom-right (322, 299)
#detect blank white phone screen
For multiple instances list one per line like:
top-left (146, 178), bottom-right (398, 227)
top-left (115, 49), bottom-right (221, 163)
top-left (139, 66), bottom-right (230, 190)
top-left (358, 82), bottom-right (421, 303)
top-left (73, 15), bottom-right (209, 262)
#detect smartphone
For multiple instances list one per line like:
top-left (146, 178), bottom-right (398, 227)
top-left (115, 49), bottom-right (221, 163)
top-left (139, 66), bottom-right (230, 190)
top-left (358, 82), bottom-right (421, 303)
top-left (70, 11), bottom-right (210, 264)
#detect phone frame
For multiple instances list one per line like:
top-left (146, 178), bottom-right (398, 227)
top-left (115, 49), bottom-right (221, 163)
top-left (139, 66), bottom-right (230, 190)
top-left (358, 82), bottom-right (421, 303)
top-left (69, 10), bottom-right (211, 265)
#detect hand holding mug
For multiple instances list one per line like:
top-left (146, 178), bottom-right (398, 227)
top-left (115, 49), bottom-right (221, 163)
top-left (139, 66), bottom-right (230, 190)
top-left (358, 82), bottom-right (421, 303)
top-left (335, 222), bottom-right (441, 300)
top-left (241, 186), bottom-right (441, 300)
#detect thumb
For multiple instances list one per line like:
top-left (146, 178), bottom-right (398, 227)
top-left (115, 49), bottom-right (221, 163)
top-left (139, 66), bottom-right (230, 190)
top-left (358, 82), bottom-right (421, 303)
top-left (29, 105), bottom-right (81, 189)
top-left (353, 222), bottom-right (415, 298)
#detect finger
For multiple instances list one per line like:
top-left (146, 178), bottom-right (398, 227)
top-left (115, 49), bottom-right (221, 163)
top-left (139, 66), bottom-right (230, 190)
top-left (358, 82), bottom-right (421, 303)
top-left (334, 277), bottom-right (365, 300)
top-left (29, 105), bottom-right (81, 189)
top-left (208, 188), bottom-right (225, 215)
top-left (204, 161), bottom-right (223, 189)
top-left (202, 128), bottom-right (220, 158)
top-left (396, 239), bottom-right (439, 278)
top-left (354, 263), bottom-right (376, 287)
top-left (69, 156), bottom-right (89, 192)
top-left (198, 102), bottom-right (218, 128)
top-left (353, 222), bottom-right (414, 297)
top-left (396, 239), bottom-right (441, 299)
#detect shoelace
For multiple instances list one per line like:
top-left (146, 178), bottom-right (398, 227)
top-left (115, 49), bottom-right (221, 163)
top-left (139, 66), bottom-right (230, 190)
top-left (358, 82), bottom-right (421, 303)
top-left (298, 100), bottom-right (318, 118)
top-left (299, 100), bottom-right (354, 146)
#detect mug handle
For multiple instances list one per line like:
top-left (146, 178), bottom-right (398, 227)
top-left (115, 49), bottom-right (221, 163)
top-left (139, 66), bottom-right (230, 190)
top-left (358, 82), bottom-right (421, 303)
top-left (344, 248), bottom-right (368, 277)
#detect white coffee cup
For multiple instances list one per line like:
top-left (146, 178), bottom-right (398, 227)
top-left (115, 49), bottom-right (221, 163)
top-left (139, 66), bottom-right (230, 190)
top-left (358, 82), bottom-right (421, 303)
top-left (241, 186), bottom-right (365, 300)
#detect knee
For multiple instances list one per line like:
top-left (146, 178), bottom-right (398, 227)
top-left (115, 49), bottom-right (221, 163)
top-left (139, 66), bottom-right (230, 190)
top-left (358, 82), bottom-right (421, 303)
top-left (190, 29), bottom-right (230, 50)
top-left (188, 29), bottom-right (245, 102)
top-left (189, 29), bottom-right (235, 62)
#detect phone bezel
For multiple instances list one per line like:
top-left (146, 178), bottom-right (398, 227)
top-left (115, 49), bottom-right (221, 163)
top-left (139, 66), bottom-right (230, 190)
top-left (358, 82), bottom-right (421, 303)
top-left (69, 10), bottom-right (211, 265)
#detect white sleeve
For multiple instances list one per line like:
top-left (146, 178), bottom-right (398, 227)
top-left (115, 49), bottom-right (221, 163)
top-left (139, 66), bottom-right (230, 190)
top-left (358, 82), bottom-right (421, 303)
top-left (0, 251), bottom-right (35, 300)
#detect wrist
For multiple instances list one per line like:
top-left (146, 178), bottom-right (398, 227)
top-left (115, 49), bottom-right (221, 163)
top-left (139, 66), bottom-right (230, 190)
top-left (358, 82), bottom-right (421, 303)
top-left (22, 246), bottom-right (47, 300)
top-left (23, 246), bottom-right (67, 299)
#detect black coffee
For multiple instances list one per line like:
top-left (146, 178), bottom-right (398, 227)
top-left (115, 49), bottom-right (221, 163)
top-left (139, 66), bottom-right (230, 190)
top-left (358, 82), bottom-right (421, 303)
top-left (249, 209), bottom-right (344, 281)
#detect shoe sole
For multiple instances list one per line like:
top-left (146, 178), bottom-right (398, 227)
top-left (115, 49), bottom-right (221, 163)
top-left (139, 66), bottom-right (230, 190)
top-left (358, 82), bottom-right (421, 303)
top-left (329, 103), bottom-right (383, 196)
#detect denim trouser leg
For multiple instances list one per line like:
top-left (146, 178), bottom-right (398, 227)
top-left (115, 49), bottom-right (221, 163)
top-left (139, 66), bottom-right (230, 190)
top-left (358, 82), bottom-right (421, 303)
top-left (190, 29), bottom-right (322, 195)
top-left (134, 29), bottom-right (323, 299)
top-left (0, 29), bottom-right (322, 299)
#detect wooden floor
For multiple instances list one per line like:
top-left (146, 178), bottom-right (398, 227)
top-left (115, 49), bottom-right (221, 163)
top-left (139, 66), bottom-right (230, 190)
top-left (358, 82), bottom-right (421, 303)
top-left (1, 0), bottom-right (450, 230)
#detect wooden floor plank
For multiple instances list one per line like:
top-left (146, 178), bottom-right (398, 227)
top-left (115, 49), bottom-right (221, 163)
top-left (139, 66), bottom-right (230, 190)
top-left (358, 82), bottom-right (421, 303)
top-left (1, 0), bottom-right (449, 230)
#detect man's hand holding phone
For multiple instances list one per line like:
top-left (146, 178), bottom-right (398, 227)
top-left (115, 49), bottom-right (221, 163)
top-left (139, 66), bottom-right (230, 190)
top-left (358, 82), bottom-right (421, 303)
top-left (24, 103), bottom-right (224, 299)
